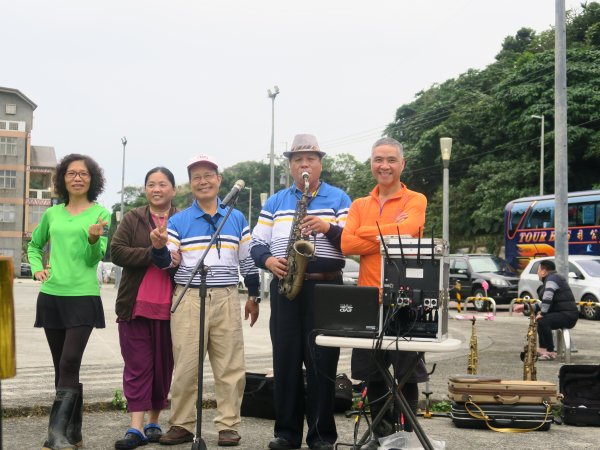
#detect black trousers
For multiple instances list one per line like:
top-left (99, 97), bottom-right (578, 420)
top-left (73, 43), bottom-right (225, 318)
top-left (538, 311), bottom-right (578, 352)
top-left (269, 278), bottom-right (340, 448)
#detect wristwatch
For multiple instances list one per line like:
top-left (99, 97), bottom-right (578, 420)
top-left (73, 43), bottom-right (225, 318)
top-left (249, 296), bottom-right (261, 304)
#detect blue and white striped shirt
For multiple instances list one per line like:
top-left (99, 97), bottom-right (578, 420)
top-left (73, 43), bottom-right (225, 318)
top-left (160, 199), bottom-right (259, 295)
top-left (250, 181), bottom-right (351, 273)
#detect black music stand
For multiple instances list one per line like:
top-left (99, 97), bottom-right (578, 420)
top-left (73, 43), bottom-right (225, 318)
top-left (365, 351), bottom-right (432, 450)
top-left (170, 199), bottom-right (239, 450)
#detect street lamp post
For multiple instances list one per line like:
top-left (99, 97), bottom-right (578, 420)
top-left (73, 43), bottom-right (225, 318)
top-left (440, 138), bottom-right (453, 247)
top-left (119, 136), bottom-right (127, 223)
top-left (531, 114), bottom-right (545, 196)
top-left (244, 186), bottom-right (252, 228)
top-left (268, 86), bottom-right (280, 196)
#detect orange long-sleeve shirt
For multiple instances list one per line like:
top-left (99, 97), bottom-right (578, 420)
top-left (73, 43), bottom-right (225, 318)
top-left (341, 184), bottom-right (426, 288)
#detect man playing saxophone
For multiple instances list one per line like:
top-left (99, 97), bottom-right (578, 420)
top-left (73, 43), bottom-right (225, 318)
top-left (251, 134), bottom-right (351, 450)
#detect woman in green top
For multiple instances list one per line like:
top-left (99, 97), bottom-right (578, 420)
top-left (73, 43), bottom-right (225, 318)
top-left (28, 153), bottom-right (111, 450)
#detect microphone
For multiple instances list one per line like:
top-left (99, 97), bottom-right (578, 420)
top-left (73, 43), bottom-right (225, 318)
top-left (221, 180), bottom-right (245, 207)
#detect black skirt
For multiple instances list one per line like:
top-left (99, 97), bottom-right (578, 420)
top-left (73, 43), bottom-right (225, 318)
top-left (34, 292), bottom-right (106, 329)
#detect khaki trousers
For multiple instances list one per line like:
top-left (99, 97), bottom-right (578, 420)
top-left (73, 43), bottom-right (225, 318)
top-left (169, 285), bottom-right (246, 433)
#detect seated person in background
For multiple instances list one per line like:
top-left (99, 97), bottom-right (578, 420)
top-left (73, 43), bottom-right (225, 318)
top-left (514, 259), bottom-right (578, 360)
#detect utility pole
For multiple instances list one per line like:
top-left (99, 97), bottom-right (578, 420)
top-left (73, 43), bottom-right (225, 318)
top-left (554, 0), bottom-right (568, 278)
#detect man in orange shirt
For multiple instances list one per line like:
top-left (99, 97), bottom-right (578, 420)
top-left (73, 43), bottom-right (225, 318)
top-left (341, 137), bottom-right (428, 449)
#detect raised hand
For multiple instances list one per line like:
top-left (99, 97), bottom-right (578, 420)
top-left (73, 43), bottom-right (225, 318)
top-left (150, 212), bottom-right (169, 249)
top-left (88, 216), bottom-right (109, 244)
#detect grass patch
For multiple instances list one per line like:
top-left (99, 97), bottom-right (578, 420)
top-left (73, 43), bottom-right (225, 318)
top-left (430, 400), bottom-right (452, 413)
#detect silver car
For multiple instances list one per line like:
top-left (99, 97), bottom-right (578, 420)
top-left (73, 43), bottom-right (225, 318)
top-left (342, 258), bottom-right (360, 285)
top-left (518, 255), bottom-right (600, 320)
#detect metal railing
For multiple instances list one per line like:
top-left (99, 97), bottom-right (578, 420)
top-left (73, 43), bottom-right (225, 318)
top-left (458, 296), bottom-right (497, 316)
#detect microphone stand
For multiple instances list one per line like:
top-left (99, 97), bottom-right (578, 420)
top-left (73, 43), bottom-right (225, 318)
top-left (171, 196), bottom-right (240, 450)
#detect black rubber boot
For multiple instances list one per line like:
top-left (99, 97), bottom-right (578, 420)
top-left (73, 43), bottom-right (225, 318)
top-left (66, 383), bottom-right (83, 447)
top-left (43, 388), bottom-right (79, 450)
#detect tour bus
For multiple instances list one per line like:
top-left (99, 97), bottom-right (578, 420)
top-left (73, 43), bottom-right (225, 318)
top-left (504, 190), bottom-right (600, 273)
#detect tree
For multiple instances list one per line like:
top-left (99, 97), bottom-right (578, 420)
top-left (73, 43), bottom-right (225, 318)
top-left (379, 4), bottom-right (600, 252)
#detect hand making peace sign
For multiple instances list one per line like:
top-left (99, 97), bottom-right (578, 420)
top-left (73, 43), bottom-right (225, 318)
top-left (88, 216), bottom-right (109, 244)
top-left (150, 212), bottom-right (169, 249)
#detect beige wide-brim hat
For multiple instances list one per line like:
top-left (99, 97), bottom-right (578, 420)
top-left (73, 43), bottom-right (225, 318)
top-left (283, 133), bottom-right (326, 158)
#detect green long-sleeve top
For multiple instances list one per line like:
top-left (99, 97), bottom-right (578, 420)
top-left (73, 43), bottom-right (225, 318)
top-left (27, 203), bottom-right (111, 296)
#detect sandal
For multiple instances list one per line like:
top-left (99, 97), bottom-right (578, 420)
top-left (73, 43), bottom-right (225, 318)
top-left (115, 428), bottom-right (148, 449)
top-left (143, 423), bottom-right (162, 443)
top-left (538, 353), bottom-right (556, 361)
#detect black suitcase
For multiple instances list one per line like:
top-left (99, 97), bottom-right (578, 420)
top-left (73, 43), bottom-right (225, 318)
top-left (559, 364), bottom-right (600, 426)
top-left (450, 402), bottom-right (552, 431)
top-left (240, 372), bottom-right (275, 420)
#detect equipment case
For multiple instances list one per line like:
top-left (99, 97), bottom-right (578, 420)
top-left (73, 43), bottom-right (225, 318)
top-left (450, 402), bottom-right (552, 431)
top-left (559, 364), bottom-right (600, 426)
top-left (448, 375), bottom-right (560, 405)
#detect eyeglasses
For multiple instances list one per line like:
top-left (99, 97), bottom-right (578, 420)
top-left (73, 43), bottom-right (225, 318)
top-left (65, 171), bottom-right (91, 180)
top-left (192, 172), bottom-right (217, 182)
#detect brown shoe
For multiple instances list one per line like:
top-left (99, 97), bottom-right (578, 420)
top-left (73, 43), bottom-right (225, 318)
top-left (218, 429), bottom-right (241, 446)
top-left (158, 426), bottom-right (193, 445)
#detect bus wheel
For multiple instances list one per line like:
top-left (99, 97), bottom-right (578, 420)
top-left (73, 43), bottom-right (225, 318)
top-left (581, 295), bottom-right (600, 320)
top-left (472, 289), bottom-right (490, 312)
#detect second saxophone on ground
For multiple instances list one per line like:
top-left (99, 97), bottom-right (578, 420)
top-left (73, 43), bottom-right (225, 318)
top-left (522, 308), bottom-right (538, 381)
top-left (278, 172), bottom-right (316, 300)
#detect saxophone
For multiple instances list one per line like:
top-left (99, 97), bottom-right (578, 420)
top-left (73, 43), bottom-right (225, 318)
top-left (467, 317), bottom-right (478, 375)
top-left (522, 309), bottom-right (538, 381)
top-left (278, 172), bottom-right (316, 300)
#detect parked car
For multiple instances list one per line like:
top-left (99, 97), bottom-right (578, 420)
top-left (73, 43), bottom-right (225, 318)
top-left (449, 254), bottom-right (519, 311)
top-left (518, 255), bottom-right (600, 320)
top-left (20, 262), bottom-right (32, 278)
top-left (342, 258), bottom-right (360, 285)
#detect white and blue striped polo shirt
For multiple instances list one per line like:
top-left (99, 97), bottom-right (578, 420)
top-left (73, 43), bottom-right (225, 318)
top-left (251, 181), bottom-right (351, 273)
top-left (165, 199), bottom-right (258, 292)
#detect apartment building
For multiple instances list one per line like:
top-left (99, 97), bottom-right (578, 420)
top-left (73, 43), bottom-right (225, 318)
top-left (0, 87), bottom-right (56, 276)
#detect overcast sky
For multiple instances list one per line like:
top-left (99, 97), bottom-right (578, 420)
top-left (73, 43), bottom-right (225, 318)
top-left (3, 0), bottom-right (580, 210)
